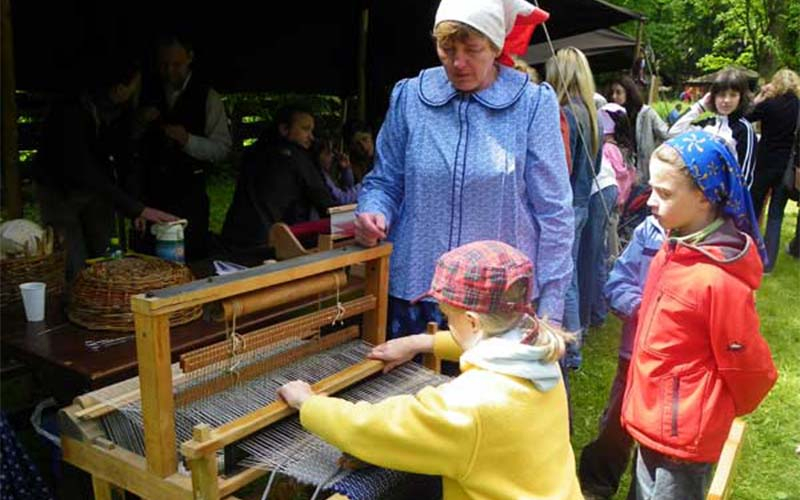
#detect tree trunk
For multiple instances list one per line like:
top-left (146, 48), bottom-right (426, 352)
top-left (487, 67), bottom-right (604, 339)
top-left (759, 0), bottom-right (787, 76)
top-left (1, 0), bottom-right (23, 218)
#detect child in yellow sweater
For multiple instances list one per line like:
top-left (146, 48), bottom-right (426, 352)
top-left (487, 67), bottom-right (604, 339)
top-left (279, 240), bottom-right (583, 500)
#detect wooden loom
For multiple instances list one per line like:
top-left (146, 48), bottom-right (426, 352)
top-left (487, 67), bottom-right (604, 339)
top-left (270, 204), bottom-right (358, 261)
top-left (58, 244), bottom-right (395, 500)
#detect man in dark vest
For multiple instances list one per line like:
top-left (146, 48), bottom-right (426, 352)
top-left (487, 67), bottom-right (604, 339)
top-left (34, 56), bottom-right (178, 282)
top-left (135, 34), bottom-right (231, 261)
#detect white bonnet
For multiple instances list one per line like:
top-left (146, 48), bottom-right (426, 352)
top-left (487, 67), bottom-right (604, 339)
top-left (434, 0), bottom-right (535, 50)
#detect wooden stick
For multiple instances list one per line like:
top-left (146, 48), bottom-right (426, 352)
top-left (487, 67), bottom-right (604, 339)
top-left (188, 424), bottom-right (220, 500)
top-left (707, 418), bottom-right (746, 500)
top-left (130, 245), bottom-right (391, 317)
top-left (183, 295), bottom-right (375, 373)
top-left (220, 271), bottom-right (347, 322)
top-left (175, 326), bottom-right (362, 407)
top-left (422, 322), bottom-right (441, 373)
top-left (181, 358), bottom-right (383, 460)
top-left (134, 312), bottom-right (177, 477)
top-left (76, 372), bottom-right (188, 420)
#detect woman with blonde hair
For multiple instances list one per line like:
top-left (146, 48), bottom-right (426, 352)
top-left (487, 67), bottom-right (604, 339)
top-left (747, 68), bottom-right (800, 272)
top-left (545, 46), bottom-right (601, 370)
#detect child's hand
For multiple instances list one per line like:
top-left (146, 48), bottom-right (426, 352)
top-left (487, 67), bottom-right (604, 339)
top-left (369, 334), bottom-right (433, 373)
top-left (277, 380), bottom-right (315, 409)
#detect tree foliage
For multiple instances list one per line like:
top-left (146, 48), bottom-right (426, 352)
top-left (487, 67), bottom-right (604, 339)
top-left (612, 0), bottom-right (798, 81)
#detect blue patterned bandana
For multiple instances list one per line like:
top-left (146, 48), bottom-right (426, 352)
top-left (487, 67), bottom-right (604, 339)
top-left (664, 130), bottom-right (767, 265)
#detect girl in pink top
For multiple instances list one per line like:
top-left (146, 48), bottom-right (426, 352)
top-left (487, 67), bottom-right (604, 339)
top-left (599, 103), bottom-right (636, 210)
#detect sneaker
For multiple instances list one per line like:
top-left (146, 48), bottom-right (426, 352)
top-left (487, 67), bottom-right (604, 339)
top-left (565, 351), bottom-right (583, 371)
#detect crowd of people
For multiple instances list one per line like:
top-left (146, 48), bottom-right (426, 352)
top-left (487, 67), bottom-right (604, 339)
top-left (22, 0), bottom-right (797, 498)
top-left (32, 34), bottom-right (378, 276)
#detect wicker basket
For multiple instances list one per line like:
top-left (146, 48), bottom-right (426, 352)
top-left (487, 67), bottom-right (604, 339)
top-left (67, 255), bottom-right (202, 331)
top-left (0, 251), bottom-right (66, 309)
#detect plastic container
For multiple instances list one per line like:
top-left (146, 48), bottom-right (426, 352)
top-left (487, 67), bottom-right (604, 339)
top-left (107, 237), bottom-right (124, 259)
top-left (151, 220), bottom-right (188, 264)
top-left (19, 281), bottom-right (46, 322)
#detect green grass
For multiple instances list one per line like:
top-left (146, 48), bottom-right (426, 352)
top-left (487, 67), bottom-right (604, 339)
top-left (207, 169), bottom-right (237, 234)
top-left (570, 202), bottom-right (800, 499)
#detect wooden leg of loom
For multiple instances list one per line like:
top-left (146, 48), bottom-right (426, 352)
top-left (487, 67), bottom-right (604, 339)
top-left (188, 424), bottom-right (220, 500)
top-left (133, 313), bottom-right (178, 477)
top-left (422, 322), bottom-right (441, 373)
top-left (363, 256), bottom-right (389, 345)
top-left (92, 475), bottom-right (124, 500)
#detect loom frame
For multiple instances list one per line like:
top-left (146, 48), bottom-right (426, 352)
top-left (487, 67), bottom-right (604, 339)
top-left (59, 244), bottom-right (392, 500)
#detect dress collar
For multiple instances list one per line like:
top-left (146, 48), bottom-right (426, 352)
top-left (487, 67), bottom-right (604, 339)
top-left (418, 65), bottom-right (529, 109)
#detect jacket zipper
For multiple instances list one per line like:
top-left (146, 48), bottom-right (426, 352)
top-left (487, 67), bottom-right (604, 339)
top-left (671, 375), bottom-right (680, 437)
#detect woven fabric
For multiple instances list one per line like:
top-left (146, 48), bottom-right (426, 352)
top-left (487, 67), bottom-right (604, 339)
top-left (331, 468), bottom-right (440, 500)
top-left (415, 240), bottom-right (533, 313)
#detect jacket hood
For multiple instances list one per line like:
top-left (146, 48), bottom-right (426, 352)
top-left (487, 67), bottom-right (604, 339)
top-left (670, 218), bottom-right (763, 290)
top-left (460, 319), bottom-right (562, 392)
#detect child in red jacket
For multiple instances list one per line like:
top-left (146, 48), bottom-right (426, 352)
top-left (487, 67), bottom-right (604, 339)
top-left (621, 130), bottom-right (777, 499)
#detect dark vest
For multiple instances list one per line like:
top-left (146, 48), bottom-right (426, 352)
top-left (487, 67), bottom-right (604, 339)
top-left (142, 77), bottom-right (211, 203)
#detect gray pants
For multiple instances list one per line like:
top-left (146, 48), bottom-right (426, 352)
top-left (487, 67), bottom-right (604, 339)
top-left (635, 446), bottom-right (712, 500)
top-left (36, 184), bottom-right (114, 283)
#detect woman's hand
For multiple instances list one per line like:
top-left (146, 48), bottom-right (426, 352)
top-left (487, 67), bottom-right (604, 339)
top-left (139, 207), bottom-right (179, 223)
top-left (700, 92), bottom-right (712, 110)
top-left (354, 212), bottom-right (387, 247)
top-left (335, 152), bottom-right (352, 169)
top-left (754, 83), bottom-right (775, 104)
top-left (278, 381), bottom-right (315, 409)
top-left (369, 334), bottom-right (434, 373)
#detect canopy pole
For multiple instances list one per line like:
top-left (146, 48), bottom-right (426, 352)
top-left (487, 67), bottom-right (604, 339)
top-left (633, 18), bottom-right (644, 69)
top-left (1, 0), bottom-right (22, 219)
top-left (357, 7), bottom-right (369, 122)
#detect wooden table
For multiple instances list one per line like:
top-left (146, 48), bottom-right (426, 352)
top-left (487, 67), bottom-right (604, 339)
top-left (1, 301), bottom-right (229, 403)
top-left (1, 263), bottom-right (365, 404)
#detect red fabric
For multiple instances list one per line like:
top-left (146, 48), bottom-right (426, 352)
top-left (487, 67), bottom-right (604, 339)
top-left (498, 7), bottom-right (549, 67)
top-left (560, 110), bottom-right (572, 175)
top-left (621, 225), bottom-right (777, 463)
top-left (289, 219), bottom-right (330, 239)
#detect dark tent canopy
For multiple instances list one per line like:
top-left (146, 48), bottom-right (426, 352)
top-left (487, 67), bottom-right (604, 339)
top-left (524, 28), bottom-right (637, 73)
top-left (12, 0), bottom-right (644, 97)
top-left (11, 0), bottom-right (363, 95)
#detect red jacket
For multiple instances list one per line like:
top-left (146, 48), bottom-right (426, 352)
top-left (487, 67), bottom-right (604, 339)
top-left (621, 219), bottom-right (777, 463)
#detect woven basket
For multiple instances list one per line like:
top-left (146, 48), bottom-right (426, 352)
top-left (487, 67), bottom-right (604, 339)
top-left (0, 251), bottom-right (66, 309)
top-left (67, 255), bottom-right (202, 331)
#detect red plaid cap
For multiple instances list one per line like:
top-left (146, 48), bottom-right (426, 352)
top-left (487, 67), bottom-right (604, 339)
top-left (414, 240), bottom-right (534, 313)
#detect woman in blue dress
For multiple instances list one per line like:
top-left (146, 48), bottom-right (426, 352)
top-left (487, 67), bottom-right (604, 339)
top-left (354, 0), bottom-right (574, 339)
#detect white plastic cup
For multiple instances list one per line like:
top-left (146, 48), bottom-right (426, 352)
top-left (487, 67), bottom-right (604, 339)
top-left (19, 282), bottom-right (46, 322)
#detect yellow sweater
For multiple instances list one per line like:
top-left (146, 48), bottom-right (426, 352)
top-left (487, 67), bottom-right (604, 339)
top-left (300, 332), bottom-right (583, 500)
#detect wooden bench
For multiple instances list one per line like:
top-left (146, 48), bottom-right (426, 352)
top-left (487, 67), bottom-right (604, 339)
top-left (706, 418), bottom-right (747, 500)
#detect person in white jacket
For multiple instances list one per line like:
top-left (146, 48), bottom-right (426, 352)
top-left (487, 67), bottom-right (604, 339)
top-left (668, 68), bottom-right (758, 187)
